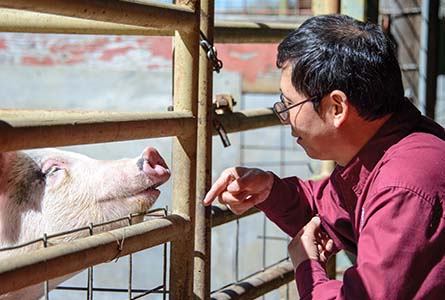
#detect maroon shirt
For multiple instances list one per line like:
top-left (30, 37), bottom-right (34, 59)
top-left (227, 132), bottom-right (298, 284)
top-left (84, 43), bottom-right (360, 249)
top-left (257, 100), bottom-right (445, 299)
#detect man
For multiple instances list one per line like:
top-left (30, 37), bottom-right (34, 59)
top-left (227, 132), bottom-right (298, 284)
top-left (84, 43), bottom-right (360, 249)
top-left (204, 14), bottom-right (445, 299)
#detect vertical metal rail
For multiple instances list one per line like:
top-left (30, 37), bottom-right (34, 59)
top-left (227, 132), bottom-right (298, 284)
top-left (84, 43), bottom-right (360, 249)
top-left (170, 0), bottom-right (200, 299)
top-left (87, 223), bottom-right (94, 300)
top-left (420, 0), bottom-right (440, 119)
top-left (194, 0), bottom-right (214, 298)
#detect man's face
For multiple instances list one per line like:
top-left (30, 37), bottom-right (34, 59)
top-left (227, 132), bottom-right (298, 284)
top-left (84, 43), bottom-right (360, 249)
top-left (279, 64), bottom-right (335, 160)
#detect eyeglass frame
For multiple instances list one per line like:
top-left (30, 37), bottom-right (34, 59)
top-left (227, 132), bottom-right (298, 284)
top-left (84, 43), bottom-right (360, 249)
top-left (273, 93), bottom-right (319, 122)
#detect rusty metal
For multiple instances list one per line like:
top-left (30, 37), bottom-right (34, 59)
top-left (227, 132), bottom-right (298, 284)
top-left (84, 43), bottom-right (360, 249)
top-left (211, 204), bottom-right (260, 228)
top-left (212, 108), bottom-right (280, 135)
top-left (214, 20), bottom-right (305, 43)
top-left (169, 0), bottom-right (199, 298)
top-left (194, 0), bottom-right (214, 298)
top-left (0, 214), bottom-right (190, 294)
top-left (0, 9), bottom-right (302, 44)
top-left (0, 0), bottom-right (195, 33)
top-left (0, 8), bottom-right (171, 35)
top-left (213, 94), bottom-right (237, 114)
top-left (0, 9), bottom-right (298, 43)
top-left (0, 110), bottom-right (194, 152)
top-left (210, 260), bottom-right (294, 300)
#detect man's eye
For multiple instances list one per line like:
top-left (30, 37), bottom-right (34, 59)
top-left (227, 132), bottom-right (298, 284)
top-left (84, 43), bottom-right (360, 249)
top-left (44, 166), bottom-right (61, 177)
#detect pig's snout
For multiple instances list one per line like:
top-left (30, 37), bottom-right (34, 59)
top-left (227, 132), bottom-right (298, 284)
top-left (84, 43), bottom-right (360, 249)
top-left (137, 147), bottom-right (170, 181)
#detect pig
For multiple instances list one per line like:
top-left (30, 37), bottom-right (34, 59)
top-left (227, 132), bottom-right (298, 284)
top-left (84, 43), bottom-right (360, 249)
top-left (0, 147), bottom-right (170, 300)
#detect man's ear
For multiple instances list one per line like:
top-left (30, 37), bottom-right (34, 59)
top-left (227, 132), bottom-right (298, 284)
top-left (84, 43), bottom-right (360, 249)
top-left (327, 90), bottom-right (348, 128)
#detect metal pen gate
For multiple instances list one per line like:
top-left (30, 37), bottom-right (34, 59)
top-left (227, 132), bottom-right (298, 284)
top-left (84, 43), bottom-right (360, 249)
top-left (0, 1), bottom-right (303, 299)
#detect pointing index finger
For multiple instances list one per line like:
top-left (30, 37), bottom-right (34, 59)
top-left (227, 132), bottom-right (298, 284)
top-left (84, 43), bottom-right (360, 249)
top-left (203, 173), bottom-right (235, 206)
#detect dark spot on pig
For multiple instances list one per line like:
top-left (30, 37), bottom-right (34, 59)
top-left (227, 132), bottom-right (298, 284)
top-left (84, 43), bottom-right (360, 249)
top-left (136, 157), bottom-right (144, 171)
top-left (9, 155), bottom-right (44, 205)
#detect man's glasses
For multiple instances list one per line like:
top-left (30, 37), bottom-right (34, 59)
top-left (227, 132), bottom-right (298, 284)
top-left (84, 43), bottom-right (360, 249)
top-left (273, 93), bottom-right (318, 123)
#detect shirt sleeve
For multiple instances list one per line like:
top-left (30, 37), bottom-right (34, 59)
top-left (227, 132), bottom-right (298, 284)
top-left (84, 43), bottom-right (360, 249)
top-left (293, 186), bottom-right (443, 299)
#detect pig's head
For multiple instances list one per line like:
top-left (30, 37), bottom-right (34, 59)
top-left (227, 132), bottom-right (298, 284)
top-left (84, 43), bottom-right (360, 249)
top-left (0, 147), bottom-right (170, 252)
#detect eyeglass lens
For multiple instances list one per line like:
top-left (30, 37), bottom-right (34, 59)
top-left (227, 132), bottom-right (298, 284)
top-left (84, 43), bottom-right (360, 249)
top-left (273, 102), bottom-right (288, 122)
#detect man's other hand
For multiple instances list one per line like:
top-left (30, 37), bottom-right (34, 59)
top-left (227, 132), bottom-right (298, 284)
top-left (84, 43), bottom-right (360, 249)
top-left (288, 216), bottom-right (334, 269)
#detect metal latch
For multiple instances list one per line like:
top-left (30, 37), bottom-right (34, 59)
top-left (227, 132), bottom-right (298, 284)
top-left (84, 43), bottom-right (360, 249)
top-left (213, 94), bottom-right (236, 148)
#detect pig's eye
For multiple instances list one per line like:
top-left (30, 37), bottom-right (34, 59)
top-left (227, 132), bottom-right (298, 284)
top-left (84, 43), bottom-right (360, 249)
top-left (44, 165), bottom-right (62, 177)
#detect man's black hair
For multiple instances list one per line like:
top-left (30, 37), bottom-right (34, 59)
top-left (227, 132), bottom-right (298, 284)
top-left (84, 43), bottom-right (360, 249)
top-left (277, 14), bottom-right (405, 120)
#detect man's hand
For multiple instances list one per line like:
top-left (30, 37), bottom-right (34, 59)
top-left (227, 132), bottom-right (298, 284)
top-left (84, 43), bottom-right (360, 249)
top-left (203, 167), bottom-right (274, 215)
top-left (288, 216), bottom-right (334, 269)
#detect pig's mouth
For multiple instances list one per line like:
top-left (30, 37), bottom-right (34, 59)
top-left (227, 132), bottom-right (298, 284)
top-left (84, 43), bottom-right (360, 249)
top-left (132, 181), bottom-right (164, 197)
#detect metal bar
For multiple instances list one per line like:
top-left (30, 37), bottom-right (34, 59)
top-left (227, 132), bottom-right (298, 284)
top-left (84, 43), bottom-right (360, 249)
top-left (214, 20), bottom-right (303, 43)
top-left (87, 223), bottom-right (94, 300)
top-left (194, 0), bottom-right (214, 298)
top-left (0, 8), bottom-right (170, 35)
top-left (424, 0), bottom-right (440, 119)
top-left (210, 260), bottom-right (294, 300)
top-left (0, 9), bottom-right (301, 44)
top-left (56, 285), bottom-right (164, 293)
top-left (213, 109), bottom-right (280, 135)
top-left (0, 110), bottom-right (194, 152)
top-left (0, 0), bottom-right (195, 33)
top-left (366, 0), bottom-right (379, 24)
top-left (211, 204), bottom-right (260, 228)
top-left (169, 0), bottom-right (199, 298)
top-left (0, 215), bottom-right (190, 294)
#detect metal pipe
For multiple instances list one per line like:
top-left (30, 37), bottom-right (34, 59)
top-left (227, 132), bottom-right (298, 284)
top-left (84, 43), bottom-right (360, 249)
top-left (419, 0), bottom-right (440, 118)
top-left (0, 8), bottom-right (171, 35)
top-left (0, 109), bottom-right (278, 152)
top-left (0, 0), bottom-right (195, 33)
top-left (214, 20), bottom-right (303, 43)
top-left (0, 9), bottom-right (301, 43)
top-left (211, 205), bottom-right (260, 228)
top-left (169, 0), bottom-right (199, 298)
top-left (0, 215), bottom-right (190, 294)
top-left (0, 110), bottom-right (194, 152)
top-left (210, 260), bottom-right (294, 300)
top-left (194, 0), bottom-right (214, 298)
top-left (213, 109), bottom-right (280, 135)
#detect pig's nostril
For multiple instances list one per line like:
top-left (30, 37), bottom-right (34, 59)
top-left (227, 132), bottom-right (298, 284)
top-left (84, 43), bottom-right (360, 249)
top-left (143, 148), bottom-right (168, 169)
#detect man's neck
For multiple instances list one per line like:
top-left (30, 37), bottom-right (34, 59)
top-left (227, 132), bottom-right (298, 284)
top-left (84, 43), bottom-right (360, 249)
top-left (336, 114), bottom-right (392, 166)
